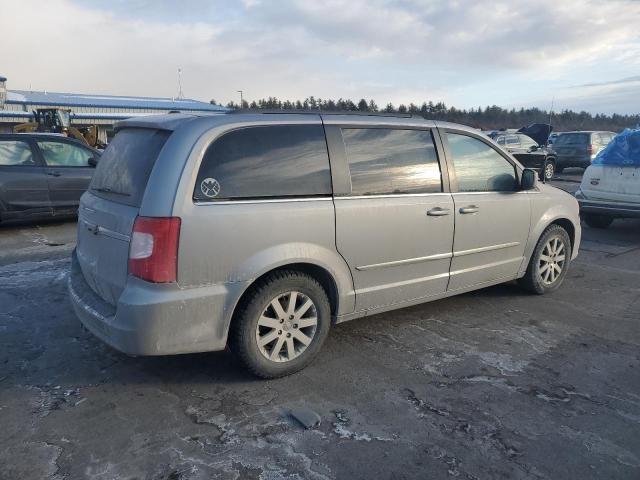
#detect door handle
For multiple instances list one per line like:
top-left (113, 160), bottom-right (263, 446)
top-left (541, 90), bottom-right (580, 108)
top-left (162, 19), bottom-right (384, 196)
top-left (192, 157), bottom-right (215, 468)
top-left (459, 205), bottom-right (479, 214)
top-left (427, 207), bottom-right (450, 216)
top-left (47, 171), bottom-right (61, 177)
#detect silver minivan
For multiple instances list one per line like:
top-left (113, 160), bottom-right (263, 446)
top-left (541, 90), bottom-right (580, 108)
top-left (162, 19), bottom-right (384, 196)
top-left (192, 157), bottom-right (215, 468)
top-left (69, 112), bottom-right (581, 378)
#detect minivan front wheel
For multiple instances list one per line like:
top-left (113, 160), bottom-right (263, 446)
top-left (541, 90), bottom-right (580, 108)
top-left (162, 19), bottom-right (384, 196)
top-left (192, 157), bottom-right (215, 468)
top-left (519, 224), bottom-right (572, 295)
top-left (230, 271), bottom-right (331, 378)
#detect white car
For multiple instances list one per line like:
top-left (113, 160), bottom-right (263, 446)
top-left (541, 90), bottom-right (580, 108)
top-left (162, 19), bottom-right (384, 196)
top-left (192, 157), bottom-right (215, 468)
top-left (576, 163), bottom-right (640, 228)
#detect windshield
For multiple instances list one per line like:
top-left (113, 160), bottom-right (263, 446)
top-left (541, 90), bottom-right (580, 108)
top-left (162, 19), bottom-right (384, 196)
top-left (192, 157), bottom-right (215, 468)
top-left (57, 110), bottom-right (71, 127)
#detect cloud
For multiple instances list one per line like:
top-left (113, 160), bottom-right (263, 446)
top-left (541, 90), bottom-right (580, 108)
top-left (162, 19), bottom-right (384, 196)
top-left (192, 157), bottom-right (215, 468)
top-left (2, 0), bottom-right (640, 113)
top-left (575, 76), bottom-right (640, 88)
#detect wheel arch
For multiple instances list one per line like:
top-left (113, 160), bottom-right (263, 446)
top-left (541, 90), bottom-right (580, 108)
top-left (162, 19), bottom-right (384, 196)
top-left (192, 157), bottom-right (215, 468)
top-left (227, 262), bottom-right (343, 342)
top-left (549, 217), bottom-right (576, 251)
top-left (521, 210), bottom-right (580, 275)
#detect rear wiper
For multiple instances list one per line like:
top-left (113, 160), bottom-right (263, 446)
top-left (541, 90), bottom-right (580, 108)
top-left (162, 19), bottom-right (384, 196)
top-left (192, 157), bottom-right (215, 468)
top-left (92, 186), bottom-right (130, 197)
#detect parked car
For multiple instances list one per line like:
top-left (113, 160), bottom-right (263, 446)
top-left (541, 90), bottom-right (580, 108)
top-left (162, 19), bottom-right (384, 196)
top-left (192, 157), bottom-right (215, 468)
top-left (69, 113), bottom-right (581, 378)
top-left (548, 132), bottom-right (561, 145)
top-left (553, 131), bottom-right (616, 172)
top-left (490, 132), bottom-right (558, 180)
top-left (0, 133), bottom-right (100, 223)
top-left (575, 129), bottom-right (640, 228)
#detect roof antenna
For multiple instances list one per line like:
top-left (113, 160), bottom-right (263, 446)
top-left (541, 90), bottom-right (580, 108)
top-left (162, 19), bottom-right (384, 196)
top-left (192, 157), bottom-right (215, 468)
top-left (177, 67), bottom-right (184, 100)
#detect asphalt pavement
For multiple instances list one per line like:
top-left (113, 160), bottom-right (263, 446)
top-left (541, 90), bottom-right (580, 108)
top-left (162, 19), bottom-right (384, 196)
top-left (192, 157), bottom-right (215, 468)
top-left (1, 180), bottom-right (639, 479)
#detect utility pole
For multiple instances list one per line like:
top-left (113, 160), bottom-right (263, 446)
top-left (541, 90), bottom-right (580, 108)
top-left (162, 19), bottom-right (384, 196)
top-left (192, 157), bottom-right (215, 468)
top-left (177, 67), bottom-right (184, 99)
top-left (237, 90), bottom-right (244, 109)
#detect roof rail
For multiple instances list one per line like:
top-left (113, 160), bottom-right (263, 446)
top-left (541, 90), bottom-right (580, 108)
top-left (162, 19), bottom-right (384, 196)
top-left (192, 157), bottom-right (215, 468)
top-left (226, 109), bottom-right (415, 119)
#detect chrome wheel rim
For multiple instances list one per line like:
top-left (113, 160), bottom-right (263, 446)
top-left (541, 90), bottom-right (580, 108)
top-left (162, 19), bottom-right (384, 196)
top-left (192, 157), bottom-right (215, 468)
top-left (538, 237), bottom-right (566, 285)
top-left (544, 162), bottom-right (555, 180)
top-left (256, 291), bottom-right (318, 363)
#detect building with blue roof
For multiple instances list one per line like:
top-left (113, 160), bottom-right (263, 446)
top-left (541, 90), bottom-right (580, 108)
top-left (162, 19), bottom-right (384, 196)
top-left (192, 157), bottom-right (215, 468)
top-left (0, 75), bottom-right (226, 141)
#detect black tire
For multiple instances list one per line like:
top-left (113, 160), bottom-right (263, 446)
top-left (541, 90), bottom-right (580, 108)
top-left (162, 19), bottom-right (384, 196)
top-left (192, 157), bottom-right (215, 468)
top-left (519, 224), bottom-right (572, 295)
top-left (230, 270), bottom-right (331, 379)
top-left (584, 213), bottom-right (613, 229)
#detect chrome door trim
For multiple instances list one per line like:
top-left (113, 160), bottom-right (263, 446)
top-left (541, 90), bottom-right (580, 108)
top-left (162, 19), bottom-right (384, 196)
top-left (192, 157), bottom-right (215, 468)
top-left (453, 241), bottom-right (520, 257)
top-left (194, 197), bottom-right (333, 205)
top-left (337, 193), bottom-right (451, 200)
top-left (356, 252), bottom-right (453, 271)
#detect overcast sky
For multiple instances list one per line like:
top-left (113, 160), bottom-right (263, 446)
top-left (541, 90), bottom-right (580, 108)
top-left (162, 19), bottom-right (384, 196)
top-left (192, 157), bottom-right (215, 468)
top-left (3, 0), bottom-right (640, 114)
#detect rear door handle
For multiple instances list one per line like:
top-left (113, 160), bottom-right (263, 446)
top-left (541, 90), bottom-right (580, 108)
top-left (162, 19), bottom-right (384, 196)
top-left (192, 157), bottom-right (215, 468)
top-left (459, 205), bottom-right (479, 214)
top-left (47, 171), bottom-right (61, 177)
top-left (427, 207), bottom-right (450, 217)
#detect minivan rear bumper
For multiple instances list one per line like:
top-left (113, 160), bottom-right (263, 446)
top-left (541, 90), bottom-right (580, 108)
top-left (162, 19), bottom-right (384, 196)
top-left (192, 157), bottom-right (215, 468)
top-left (69, 250), bottom-right (243, 355)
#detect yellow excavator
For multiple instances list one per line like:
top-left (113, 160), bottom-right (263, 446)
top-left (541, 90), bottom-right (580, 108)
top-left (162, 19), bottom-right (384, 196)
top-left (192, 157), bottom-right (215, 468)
top-left (14, 108), bottom-right (105, 148)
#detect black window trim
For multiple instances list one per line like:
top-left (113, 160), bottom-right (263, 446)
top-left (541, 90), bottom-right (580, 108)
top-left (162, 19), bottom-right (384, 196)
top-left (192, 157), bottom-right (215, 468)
top-left (193, 123), bottom-right (334, 203)
top-left (439, 127), bottom-right (523, 194)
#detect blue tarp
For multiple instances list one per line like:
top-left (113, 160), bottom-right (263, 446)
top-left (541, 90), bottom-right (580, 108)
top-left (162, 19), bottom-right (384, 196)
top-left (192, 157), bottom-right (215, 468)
top-left (593, 128), bottom-right (640, 166)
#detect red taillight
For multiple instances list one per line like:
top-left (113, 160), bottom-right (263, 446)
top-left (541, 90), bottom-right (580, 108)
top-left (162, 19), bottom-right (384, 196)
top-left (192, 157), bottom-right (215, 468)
top-left (587, 144), bottom-right (594, 154)
top-left (128, 217), bottom-right (181, 283)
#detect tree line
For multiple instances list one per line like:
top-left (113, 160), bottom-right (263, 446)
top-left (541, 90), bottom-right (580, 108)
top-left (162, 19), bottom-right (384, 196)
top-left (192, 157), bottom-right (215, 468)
top-left (211, 96), bottom-right (639, 132)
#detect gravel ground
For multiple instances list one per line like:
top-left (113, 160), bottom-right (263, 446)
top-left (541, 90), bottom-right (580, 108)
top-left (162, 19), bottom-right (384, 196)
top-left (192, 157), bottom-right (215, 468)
top-left (1, 184), bottom-right (639, 479)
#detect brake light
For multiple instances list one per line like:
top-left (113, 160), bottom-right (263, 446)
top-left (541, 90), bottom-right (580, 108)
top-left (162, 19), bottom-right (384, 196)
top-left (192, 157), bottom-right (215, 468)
top-left (587, 144), bottom-right (594, 155)
top-left (128, 217), bottom-right (181, 283)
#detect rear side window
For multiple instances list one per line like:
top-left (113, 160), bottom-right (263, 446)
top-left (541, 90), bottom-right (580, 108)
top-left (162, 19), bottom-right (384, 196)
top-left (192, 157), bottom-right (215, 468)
top-left (0, 140), bottom-right (36, 166)
top-left (90, 128), bottom-right (170, 207)
top-left (194, 125), bottom-right (331, 201)
top-left (341, 128), bottom-right (442, 196)
top-left (506, 135), bottom-right (520, 146)
top-left (554, 133), bottom-right (589, 146)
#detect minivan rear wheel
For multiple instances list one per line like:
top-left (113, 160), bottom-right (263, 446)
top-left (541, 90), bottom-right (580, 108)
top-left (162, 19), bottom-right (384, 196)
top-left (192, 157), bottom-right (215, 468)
top-left (519, 224), bottom-right (572, 295)
top-left (230, 271), bottom-right (331, 378)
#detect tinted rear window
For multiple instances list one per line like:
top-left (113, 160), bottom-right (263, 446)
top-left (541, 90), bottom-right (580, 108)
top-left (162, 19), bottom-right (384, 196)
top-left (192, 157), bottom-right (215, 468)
top-left (554, 133), bottom-right (589, 146)
top-left (90, 128), bottom-right (170, 207)
top-left (194, 125), bottom-right (331, 201)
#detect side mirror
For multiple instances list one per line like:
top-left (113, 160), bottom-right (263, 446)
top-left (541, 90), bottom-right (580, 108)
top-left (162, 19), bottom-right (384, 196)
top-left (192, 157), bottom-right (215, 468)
top-left (88, 156), bottom-right (97, 167)
top-left (528, 145), bottom-right (539, 152)
top-left (521, 169), bottom-right (537, 190)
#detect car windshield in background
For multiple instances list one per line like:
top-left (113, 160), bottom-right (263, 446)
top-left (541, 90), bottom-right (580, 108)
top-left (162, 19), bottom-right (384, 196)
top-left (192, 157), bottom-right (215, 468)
top-left (90, 128), bottom-right (170, 207)
top-left (554, 133), bottom-right (589, 146)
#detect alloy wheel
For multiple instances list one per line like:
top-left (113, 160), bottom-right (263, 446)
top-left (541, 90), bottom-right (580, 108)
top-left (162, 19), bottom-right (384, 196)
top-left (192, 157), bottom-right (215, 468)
top-left (544, 161), bottom-right (555, 180)
top-left (538, 236), bottom-right (566, 285)
top-left (255, 291), bottom-right (318, 363)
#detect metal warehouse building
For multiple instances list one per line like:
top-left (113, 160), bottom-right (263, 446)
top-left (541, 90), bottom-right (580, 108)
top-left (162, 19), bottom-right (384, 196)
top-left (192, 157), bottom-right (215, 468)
top-left (0, 75), bottom-right (226, 142)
